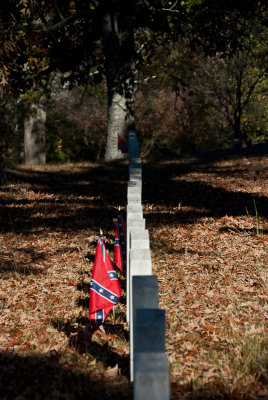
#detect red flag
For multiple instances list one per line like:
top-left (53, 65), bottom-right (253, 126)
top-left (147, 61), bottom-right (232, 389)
top-left (118, 135), bottom-right (128, 153)
top-left (89, 236), bottom-right (121, 324)
top-left (114, 212), bottom-right (126, 273)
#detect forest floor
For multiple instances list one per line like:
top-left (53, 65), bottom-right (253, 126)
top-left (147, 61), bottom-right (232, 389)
top-left (0, 149), bottom-right (267, 399)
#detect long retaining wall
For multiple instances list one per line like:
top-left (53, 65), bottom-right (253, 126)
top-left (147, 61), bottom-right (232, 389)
top-left (126, 131), bottom-right (170, 399)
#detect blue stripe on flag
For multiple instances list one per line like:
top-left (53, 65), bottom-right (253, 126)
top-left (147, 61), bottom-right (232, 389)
top-left (90, 280), bottom-right (119, 304)
top-left (99, 237), bottom-right (105, 262)
top-left (108, 270), bottom-right (118, 280)
top-left (95, 309), bottom-right (104, 323)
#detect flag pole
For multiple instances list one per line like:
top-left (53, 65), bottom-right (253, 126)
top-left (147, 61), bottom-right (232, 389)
top-left (113, 216), bottom-right (117, 324)
top-left (113, 305), bottom-right (116, 325)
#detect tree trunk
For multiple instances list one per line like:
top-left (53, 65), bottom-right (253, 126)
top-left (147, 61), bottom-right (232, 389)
top-left (233, 70), bottom-right (244, 147)
top-left (15, 117), bottom-right (25, 163)
top-left (24, 103), bottom-right (46, 165)
top-left (234, 111), bottom-right (242, 140)
top-left (102, 1), bottom-right (135, 161)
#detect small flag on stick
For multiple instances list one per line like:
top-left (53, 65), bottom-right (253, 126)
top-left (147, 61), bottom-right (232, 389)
top-left (118, 135), bottom-right (128, 153)
top-left (114, 209), bottom-right (126, 274)
top-left (89, 234), bottom-right (121, 324)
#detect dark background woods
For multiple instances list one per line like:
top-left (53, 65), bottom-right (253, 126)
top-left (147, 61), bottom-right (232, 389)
top-left (0, 1), bottom-right (267, 168)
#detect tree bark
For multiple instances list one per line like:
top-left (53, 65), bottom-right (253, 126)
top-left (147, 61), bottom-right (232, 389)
top-left (102, 0), bottom-right (135, 161)
top-left (24, 103), bottom-right (46, 165)
top-left (15, 117), bottom-right (25, 163)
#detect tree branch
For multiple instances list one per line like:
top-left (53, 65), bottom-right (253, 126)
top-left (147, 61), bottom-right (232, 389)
top-left (41, 14), bottom-right (74, 32)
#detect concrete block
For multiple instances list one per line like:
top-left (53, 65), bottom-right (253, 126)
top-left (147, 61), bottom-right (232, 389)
top-left (127, 191), bottom-right (141, 202)
top-left (128, 196), bottom-right (141, 205)
top-left (128, 135), bottom-right (138, 143)
top-left (127, 214), bottom-right (143, 222)
top-left (127, 204), bottom-right (143, 213)
top-left (129, 175), bottom-right (142, 184)
top-left (129, 170), bottom-right (141, 179)
top-left (127, 188), bottom-right (141, 199)
top-left (130, 276), bottom-right (159, 381)
top-left (128, 183), bottom-right (141, 196)
top-left (130, 171), bottom-right (142, 183)
top-left (128, 249), bottom-right (152, 323)
top-left (129, 177), bottom-right (142, 186)
top-left (127, 218), bottom-right (145, 228)
top-left (129, 158), bottom-right (142, 172)
top-left (129, 157), bottom-right (141, 164)
top-left (134, 309), bottom-right (166, 353)
top-left (132, 276), bottom-right (158, 312)
top-left (134, 353), bottom-right (170, 400)
top-left (128, 131), bottom-right (139, 155)
top-left (129, 145), bottom-right (139, 157)
top-left (128, 178), bottom-right (141, 184)
top-left (128, 177), bottom-right (142, 197)
top-left (128, 192), bottom-right (141, 200)
top-left (130, 227), bottom-right (148, 236)
top-left (128, 180), bottom-right (141, 189)
top-left (130, 229), bottom-right (150, 249)
top-left (129, 162), bottom-right (142, 170)
top-left (127, 204), bottom-right (143, 219)
top-left (129, 145), bottom-right (139, 152)
top-left (128, 180), bottom-right (141, 187)
top-left (129, 249), bottom-right (152, 275)
top-left (126, 219), bottom-right (146, 322)
top-left (130, 167), bottom-right (142, 176)
top-left (129, 130), bottom-right (137, 139)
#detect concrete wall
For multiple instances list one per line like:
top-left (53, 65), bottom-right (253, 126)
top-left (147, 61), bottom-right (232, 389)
top-left (126, 131), bottom-right (170, 399)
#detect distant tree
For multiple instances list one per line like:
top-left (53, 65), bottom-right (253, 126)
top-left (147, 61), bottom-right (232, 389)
top-left (197, 16), bottom-right (268, 146)
top-left (0, 0), bottom-right (266, 161)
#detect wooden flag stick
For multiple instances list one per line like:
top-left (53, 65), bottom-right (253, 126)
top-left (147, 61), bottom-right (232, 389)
top-left (113, 306), bottom-right (115, 324)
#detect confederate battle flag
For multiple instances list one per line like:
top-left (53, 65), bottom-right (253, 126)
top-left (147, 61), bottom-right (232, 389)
top-left (118, 134), bottom-right (128, 153)
top-left (114, 211), bottom-right (126, 274)
top-left (89, 235), bottom-right (121, 324)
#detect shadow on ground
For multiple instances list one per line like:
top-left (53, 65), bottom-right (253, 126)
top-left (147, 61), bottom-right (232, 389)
top-left (0, 351), bottom-right (131, 400)
top-left (143, 145), bottom-right (268, 227)
top-left (0, 160), bottom-right (128, 234)
top-left (51, 316), bottom-right (129, 375)
top-left (1, 147), bottom-right (267, 235)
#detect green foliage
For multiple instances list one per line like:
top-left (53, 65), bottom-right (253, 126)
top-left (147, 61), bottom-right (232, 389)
top-left (46, 86), bottom-right (107, 163)
top-left (0, 0), bottom-right (267, 161)
top-left (135, 17), bottom-right (267, 157)
top-left (243, 94), bottom-right (268, 144)
top-left (181, 0), bottom-right (204, 13)
top-left (46, 114), bottom-right (106, 163)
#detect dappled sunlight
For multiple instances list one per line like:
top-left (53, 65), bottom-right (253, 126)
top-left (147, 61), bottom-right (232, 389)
top-left (0, 151), bottom-right (267, 399)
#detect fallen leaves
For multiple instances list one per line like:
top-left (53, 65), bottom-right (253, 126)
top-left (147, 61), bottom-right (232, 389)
top-left (0, 162), bottom-right (130, 399)
top-left (145, 154), bottom-right (268, 399)
top-left (1, 154), bottom-right (267, 399)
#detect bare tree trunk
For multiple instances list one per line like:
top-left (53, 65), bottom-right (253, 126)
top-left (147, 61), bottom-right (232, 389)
top-left (233, 111), bottom-right (242, 140)
top-left (102, 0), bottom-right (135, 161)
top-left (105, 92), bottom-right (130, 160)
top-left (24, 103), bottom-right (46, 165)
